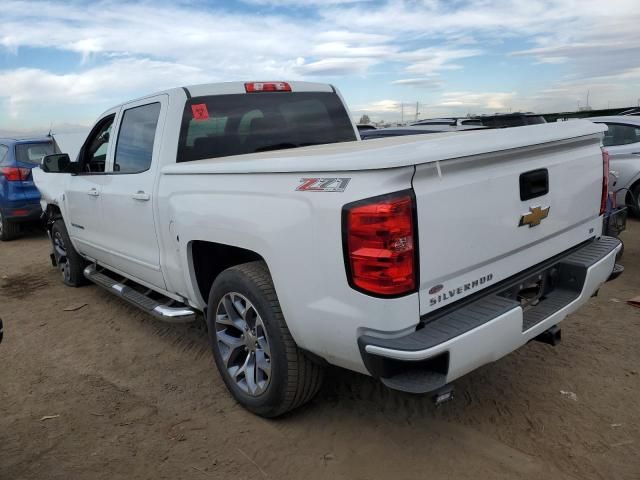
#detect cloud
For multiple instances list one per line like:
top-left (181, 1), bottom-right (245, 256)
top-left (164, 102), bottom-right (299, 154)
top-left (437, 91), bottom-right (517, 110)
top-left (352, 99), bottom-right (402, 113)
top-left (294, 57), bottom-right (378, 75)
top-left (391, 78), bottom-right (442, 88)
top-left (0, 59), bottom-right (209, 118)
top-left (0, 0), bottom-right (639, 127)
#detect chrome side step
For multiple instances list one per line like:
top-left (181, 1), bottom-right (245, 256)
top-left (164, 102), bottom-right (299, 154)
top-left (83, 265), bottom-right (197, 323)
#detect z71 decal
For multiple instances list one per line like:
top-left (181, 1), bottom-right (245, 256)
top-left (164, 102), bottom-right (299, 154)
top-left (296, 178), bottom-right (351, 192)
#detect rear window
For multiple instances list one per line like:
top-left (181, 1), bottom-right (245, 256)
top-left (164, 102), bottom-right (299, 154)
top-left (15, 142), bottom-right (54, 165)
top-left (177, 92), bottom-right (356, 162)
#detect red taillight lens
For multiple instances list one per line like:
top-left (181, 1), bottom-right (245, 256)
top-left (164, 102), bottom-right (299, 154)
top-left (343, 191), bottom-right (418, 297)
top-left (0, 167), bottom-right (30, 181)
top-left (245, 82), bottom-right (291, 93)
top-left (600, 149), bottom-right (610, 215)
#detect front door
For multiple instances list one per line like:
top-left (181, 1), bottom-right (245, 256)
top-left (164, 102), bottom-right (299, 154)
top-left (99, 97), bottom-right (167, 289)
top-left (65, 113), bottom-right (117, 263)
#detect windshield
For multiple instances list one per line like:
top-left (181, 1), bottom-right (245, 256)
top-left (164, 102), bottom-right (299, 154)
top-left (15, 142), bottom-right (55, 165)
top-left (177, 92), bottom-right (357, 162)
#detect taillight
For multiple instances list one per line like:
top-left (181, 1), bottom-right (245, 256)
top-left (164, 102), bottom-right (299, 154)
top-left (0, 167), bottom-right (30, 181)
top-left (600, 149), bottom-right (610, 215)
top-left (343, 190), bottom-right (418, 297)
top-left (245, 82), bottom-right (291, 93)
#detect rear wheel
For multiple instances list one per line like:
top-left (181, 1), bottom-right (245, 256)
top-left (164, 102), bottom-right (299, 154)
top-left (50, 219), bottom-right (88, 287)
top-left (207, 261), bottom-right (324, 417)
top-left (0, 211), bottom-right (20, 241)
top-left (628, 183), bottom-right (640, 217)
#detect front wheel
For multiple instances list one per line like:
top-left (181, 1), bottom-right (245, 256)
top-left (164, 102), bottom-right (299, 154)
top-left (207, 261), bottom-right (324, 417)
top-left (50, 219), bottom-right (88, 287)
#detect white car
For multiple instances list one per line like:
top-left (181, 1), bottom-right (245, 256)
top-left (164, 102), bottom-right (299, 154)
top-left (33, 81), bottom-right (621, 417)
top-left (589, 116), bottom-right (640, 215)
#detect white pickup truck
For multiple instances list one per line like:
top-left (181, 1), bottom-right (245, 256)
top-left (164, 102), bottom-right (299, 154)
top-left (34, 81), bottom-right (622, 417)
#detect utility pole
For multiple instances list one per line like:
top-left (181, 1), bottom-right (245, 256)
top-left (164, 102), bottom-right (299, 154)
top-left (415, 102), bottom-right (419, 122)
top-left (400, 102), bottom-right (404, 125)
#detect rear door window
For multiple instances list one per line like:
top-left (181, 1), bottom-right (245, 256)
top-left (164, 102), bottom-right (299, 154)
top-left (15, 142), bottom-right (54, 165)
top-left (114, 103), bottom-right (161, 173)
top-left (178, 92), bottom-right (356, 162)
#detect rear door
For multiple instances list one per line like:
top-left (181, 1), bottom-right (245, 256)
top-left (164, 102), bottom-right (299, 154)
top-left (98, 96), bottom-right (167, 289)
top-left (65, 113), bottom-right (117, 262)
top-left (412, 131), bottom-right (604, 315)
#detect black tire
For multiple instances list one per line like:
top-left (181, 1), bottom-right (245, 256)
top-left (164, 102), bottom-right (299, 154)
top-left (0, 210), bottom-right (20, 241)
top-left (207, 261), bottom-right (324, 417)
top-left (50, 219), bottom-right (88, 287)
top-left (628, 183), bottom-right (640, 218)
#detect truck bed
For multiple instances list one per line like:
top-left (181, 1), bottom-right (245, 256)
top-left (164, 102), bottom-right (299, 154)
top-left (162, 121), bottom-right (605, 174)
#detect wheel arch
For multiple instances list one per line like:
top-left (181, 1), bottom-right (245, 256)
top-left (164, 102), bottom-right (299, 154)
top-left (188, 240), bottom-right (265, 306)
top-left (44, 204), bottom-right (63, 225)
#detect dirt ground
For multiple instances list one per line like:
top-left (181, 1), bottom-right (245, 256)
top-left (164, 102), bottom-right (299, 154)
top-left (0, 221), bottom-right (639, 480)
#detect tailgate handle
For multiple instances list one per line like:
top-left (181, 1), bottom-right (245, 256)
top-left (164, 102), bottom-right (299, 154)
top-left (520, 169), bottom-right (548, 201)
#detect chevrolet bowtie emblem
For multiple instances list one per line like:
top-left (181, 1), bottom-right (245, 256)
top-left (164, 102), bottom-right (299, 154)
top-left (519, 206), bottom-right (550, 228)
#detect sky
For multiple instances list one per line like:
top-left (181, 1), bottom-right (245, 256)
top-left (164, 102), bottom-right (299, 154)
top-left (1, 0), bottom-right (639, 133)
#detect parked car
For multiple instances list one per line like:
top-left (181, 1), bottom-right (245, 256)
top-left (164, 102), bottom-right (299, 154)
top-left (411, 117), bottom-right (482, 127)
top-left (356, 124), bottom-right (377, 133)
top-left (34, 81), bottom-right (621, 417)
top-left (0, 137), bottom-right (54, 240)
top-left (360, 124), bottom-right (486, 140)
top-left (588, 116), bottom-right (640, 216)
top-left (412, 113), bottom-right (546, 129)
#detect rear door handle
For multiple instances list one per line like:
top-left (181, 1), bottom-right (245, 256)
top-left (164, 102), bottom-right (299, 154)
top-left (87, 188), bottom-right (99, 197)
top-left (132, 191), bottom-right (150, 201)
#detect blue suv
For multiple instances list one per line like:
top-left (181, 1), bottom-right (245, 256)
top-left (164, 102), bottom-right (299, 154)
top-left (0, 138), bottom-right (55, 241)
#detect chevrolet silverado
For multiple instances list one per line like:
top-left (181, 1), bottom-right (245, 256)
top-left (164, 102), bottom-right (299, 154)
top-left (33, 81), bottom-right (622, 417)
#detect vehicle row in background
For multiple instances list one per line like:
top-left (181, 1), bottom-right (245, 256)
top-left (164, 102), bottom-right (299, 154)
top-left (589, 116), bottom-right (640, 216)
top-left (0, 137), bottom-right (54, 240)
top-left (360, 123), bottom-right (486, 139)
top-left (358, 112), bottom-right (545, 140)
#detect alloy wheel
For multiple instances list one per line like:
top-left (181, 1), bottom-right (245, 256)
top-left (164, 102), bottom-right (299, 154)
top-left (52, 230), bottom-right (71, 282)
top-left (215, 292), bottom-right (272, 396)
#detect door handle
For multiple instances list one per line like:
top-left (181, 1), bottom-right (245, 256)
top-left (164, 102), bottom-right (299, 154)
top-left (87, 188), bottom-right (99, 197)
top-left (132, 191), bottom-right (150, 201)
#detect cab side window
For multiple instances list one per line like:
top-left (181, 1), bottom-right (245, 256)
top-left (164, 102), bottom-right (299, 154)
top-left (114, 103), bottom-right (161, 173)
top-left (80, 115), bottom-right (115, 173)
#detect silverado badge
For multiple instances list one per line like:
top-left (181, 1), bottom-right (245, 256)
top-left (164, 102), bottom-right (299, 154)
top-left (519, 205), bottom-right (550, 228)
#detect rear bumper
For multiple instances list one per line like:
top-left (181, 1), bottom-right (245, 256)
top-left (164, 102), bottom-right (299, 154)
top-left (1, 202), bottom-right (42, 222)
top-left (358, 236), bottom-right (622, 393)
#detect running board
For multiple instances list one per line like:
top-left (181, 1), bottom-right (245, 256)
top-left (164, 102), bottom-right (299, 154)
top-left (83, 265), bottom-right (197, 323)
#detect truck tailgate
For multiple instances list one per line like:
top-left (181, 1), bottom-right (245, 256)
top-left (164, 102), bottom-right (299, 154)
top-left (414, 128), bottom-right (606, 315)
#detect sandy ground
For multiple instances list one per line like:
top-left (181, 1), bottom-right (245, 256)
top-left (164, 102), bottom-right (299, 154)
top-left (0, 221), bottom-right (639, 480)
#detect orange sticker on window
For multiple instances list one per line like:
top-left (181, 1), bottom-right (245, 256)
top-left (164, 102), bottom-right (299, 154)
top-left (191, 103), bottom-right (209, 121)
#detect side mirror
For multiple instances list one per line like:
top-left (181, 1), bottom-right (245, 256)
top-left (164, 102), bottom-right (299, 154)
top-left (40, 153), bottom-right (80, 174)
